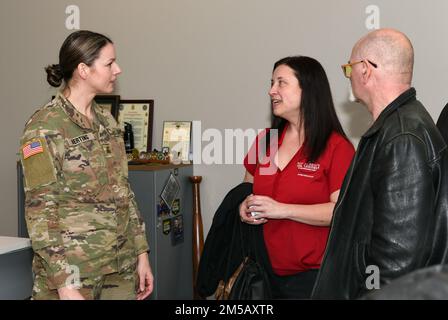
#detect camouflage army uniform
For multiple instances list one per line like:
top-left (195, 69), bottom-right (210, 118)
top-left (19, 92), bottom-right (149, 299)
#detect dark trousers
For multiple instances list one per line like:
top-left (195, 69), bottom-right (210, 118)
top-left (270, 269), bottom-right (319, 299)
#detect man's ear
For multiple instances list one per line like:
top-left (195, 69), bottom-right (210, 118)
top-left (77, 63), bottom-right (89, 80)
top-left (361, 62), bottom-right (371, 83)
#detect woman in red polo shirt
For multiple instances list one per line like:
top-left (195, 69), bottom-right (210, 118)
top-left (240, 56), bottom-right (355, 299)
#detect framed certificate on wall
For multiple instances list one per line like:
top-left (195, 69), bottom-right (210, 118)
top-left (117, 100), bottom-right (154, 152)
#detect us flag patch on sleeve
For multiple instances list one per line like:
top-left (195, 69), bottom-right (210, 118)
top-left (22, 141), bottom-right (44, 159)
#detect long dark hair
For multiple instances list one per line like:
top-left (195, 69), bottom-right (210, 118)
top-left (45, 30), bottom-right (113, 87)
top-left (270, 56), bottom-right (347, 163)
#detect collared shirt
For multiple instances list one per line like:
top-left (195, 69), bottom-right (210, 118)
top-left (244, 126), bottom-right (354, 275)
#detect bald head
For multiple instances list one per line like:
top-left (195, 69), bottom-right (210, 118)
top-left (353, 28), bottom-right (414, 84)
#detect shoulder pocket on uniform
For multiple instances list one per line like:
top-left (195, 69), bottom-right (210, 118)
top-left (21, 137), bottom-right (57, 190)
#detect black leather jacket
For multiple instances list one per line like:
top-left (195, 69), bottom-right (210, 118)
top-left (197, 183), bottom-right (272, 298)
top-left (312, 88), bottom-right (448, 299)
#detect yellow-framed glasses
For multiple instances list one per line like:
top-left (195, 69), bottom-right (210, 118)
top-left (341, 60), bottom-right (378, 78)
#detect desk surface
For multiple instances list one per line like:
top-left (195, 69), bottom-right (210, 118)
top-left (0, 236), bottom-right (31, 254)
top-left (128, 163), bottom-right (192, 171)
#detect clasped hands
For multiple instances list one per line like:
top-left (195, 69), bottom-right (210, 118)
top-left (239, 194), bottom-right (286, 225)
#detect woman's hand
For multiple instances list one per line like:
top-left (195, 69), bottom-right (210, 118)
top-left (57, 286), bottom-right (85, 300)
top-left (245, 194), bottom-right (288, 220)
top-left (240, 191), bottom-right (340, 227)
top-left (136, 252), bottom-right (154, 300)
top-left (239, 194), bottom-right (268, 225)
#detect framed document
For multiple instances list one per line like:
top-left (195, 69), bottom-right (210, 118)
top-left (95, 95), bottom-right (120, 120)
top-left (117, 100), bottom-right (154, 152)
top-left (162, 121), bottom-right (192, 162)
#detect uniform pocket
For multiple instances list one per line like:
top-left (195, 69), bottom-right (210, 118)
top-left (25, 212), bottom-right (51, 250)
top-left (108, 128), bottom-right (128, 176)
top-left (63, 140), bottom-right (107, 198)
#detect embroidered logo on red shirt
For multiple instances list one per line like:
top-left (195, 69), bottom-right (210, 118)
top-left (297, 162), bottom-right (320, 178)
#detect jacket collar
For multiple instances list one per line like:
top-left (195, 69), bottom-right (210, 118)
top-left (55, 91), bottom-right (108, 131)
top-left (363, 87), bottom-right (416, 138)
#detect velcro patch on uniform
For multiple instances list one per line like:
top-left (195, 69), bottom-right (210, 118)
top-left (68, 133), bottom-right (96, 146)
top-left (22, 141), bottom-right (44, 159)
top-left (21, 137), bottom-right (57, 190)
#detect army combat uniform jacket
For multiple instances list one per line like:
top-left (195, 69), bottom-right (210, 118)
top-left (20, 92), bottom-right (149, 290)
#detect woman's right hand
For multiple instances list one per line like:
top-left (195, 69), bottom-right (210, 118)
top-left (57, 286), bottom-right (85, 300)
top-left (239, 194), bottom-right (267, 225)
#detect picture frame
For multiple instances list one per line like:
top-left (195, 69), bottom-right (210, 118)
top-left (162, 121), bottom-right (192, 162)
top-left (117, 100), bottom-right (154, 152)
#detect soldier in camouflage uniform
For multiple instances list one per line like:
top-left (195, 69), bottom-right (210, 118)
top-left (19, 30), bottom-right (153, 300)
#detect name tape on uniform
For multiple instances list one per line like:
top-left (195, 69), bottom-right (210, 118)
top-left (68, 133), bottom-right (96, 146)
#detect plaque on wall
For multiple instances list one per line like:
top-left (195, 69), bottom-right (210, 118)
top-left (117, 100), bottom-right (154, 152)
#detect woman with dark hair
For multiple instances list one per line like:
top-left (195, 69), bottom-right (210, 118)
top-left (19, 30), bottom-right (153, 300)
top-left (240, 56), bottom-right (355, 299)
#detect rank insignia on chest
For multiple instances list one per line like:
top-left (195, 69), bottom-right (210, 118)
top-left (22, 141), bottom-right (44, 159)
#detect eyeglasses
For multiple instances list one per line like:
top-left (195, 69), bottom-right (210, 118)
top-left (341, 60), bottom-right (378, 78)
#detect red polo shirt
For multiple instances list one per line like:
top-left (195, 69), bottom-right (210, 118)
top-left (244, 127), bottom-right (354, 275)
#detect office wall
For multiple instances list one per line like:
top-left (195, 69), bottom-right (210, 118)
top-left (1, 0), bottom-right (448, 236)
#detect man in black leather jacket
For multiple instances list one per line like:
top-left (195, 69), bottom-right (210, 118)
top-left (312, 28), bottom-right (448, 299)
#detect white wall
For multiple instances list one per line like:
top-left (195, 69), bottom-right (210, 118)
top-left (1, 0), bottom-right (448, 237)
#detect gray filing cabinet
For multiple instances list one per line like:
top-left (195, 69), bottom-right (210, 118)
top-left (128, 164), bottom-right (193, 300)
